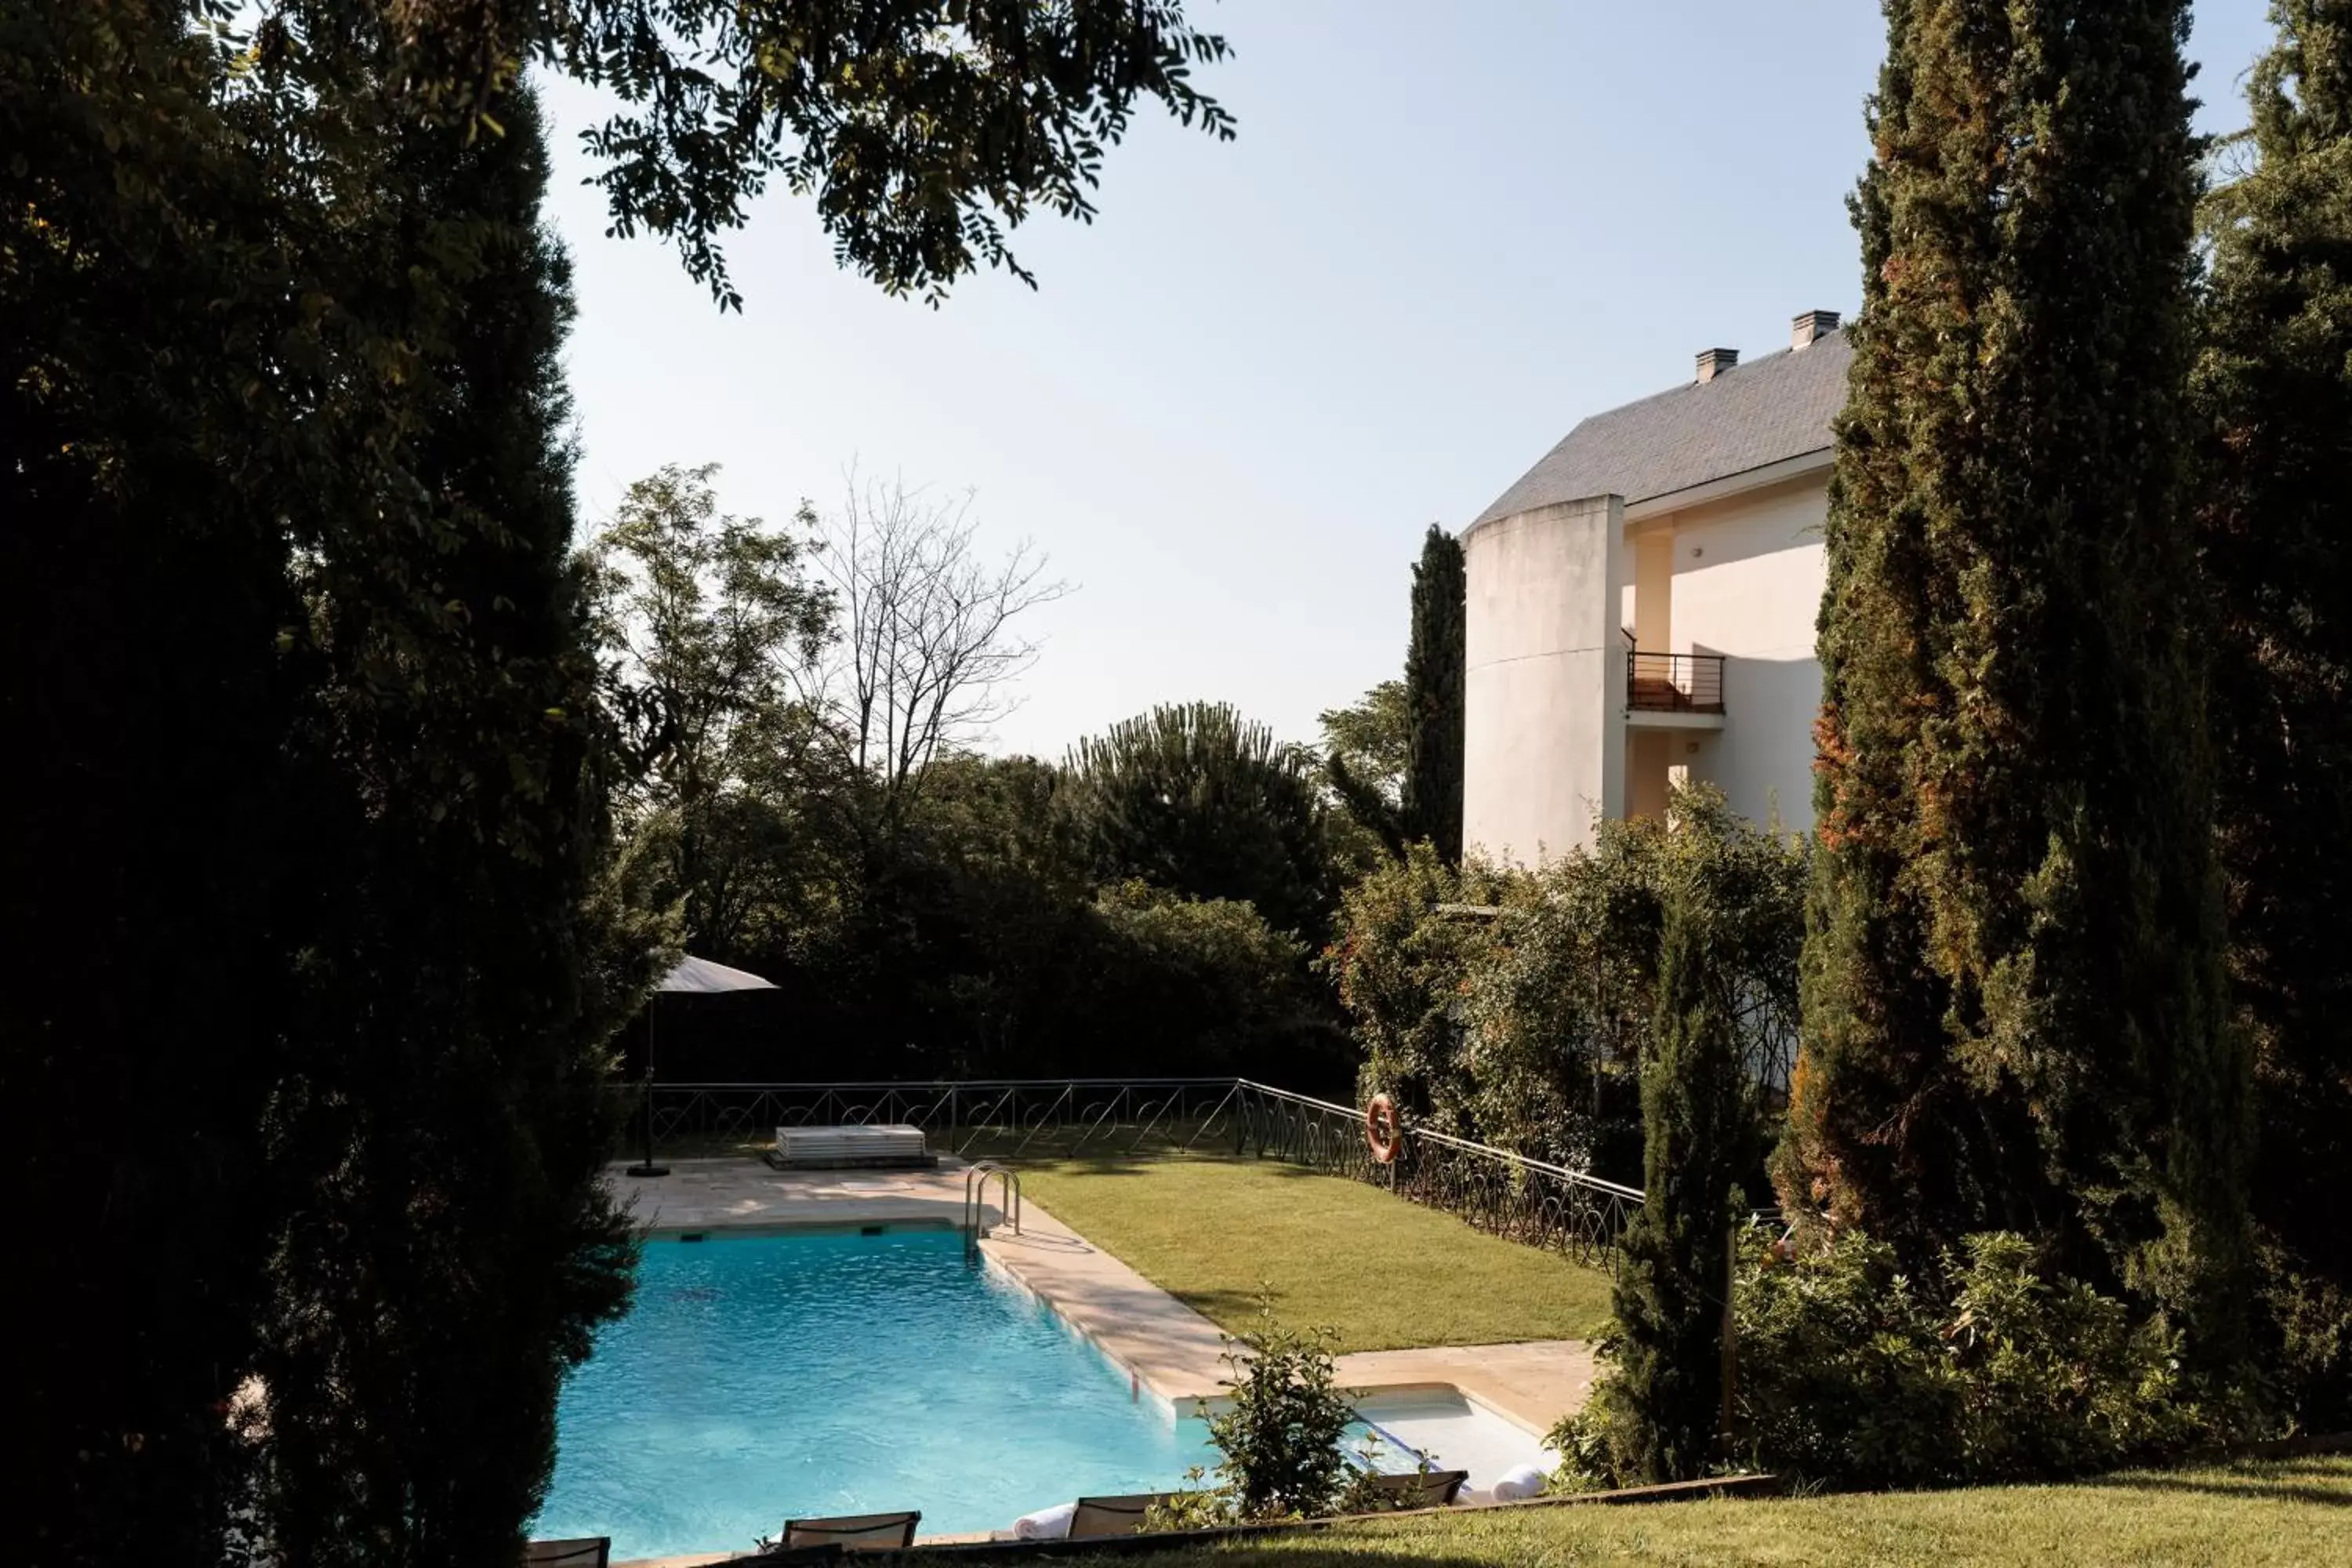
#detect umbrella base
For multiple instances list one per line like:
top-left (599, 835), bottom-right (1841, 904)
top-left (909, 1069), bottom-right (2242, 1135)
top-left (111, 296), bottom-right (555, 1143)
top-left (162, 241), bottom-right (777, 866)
top-left (625, 1163), bottom-right (670, 1178)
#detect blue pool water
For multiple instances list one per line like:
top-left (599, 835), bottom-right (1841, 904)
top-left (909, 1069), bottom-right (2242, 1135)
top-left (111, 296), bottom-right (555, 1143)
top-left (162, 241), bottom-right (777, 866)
top-left (534, 1228), bottom-right (1214, 1559)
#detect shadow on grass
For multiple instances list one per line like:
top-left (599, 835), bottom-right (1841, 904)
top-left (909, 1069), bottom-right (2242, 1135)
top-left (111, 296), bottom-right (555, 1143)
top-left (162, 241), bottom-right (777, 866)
top-left (2079, 1468), bottom-right (2352, 1509)
top-left (1168, 1286), bottom-right (1299, 1323)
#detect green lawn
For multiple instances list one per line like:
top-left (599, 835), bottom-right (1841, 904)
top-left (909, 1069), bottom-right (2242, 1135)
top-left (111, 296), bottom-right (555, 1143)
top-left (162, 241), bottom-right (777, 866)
top-left (909, 1456), bottom-right (2352, 1567)
top-left (1013, 1155), bottom-right (1615, 1353)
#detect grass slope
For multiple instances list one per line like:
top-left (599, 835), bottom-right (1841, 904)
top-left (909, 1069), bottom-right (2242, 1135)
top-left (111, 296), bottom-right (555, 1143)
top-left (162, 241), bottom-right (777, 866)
top-left (1014, 1155), bottom-right (1615, 1354)
top-left (915, 1456), bottom-right (2352, 1567)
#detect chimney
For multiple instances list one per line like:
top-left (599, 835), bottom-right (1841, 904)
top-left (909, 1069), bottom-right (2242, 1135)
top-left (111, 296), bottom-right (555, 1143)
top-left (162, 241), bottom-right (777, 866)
top-left (1695, 347), bottom-right (1739, 383)
top-left (1791, 308), bottom-right (1841, 350)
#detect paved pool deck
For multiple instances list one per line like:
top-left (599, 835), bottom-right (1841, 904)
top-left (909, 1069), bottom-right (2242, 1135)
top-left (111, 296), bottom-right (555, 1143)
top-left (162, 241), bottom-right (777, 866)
top-left (604, 1155), bottom-right (1596, 1567)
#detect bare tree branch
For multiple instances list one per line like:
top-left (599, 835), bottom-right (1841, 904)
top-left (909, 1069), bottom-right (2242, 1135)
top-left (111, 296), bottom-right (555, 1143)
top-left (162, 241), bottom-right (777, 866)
top-left (809, 466), bottom-right (1071, 840)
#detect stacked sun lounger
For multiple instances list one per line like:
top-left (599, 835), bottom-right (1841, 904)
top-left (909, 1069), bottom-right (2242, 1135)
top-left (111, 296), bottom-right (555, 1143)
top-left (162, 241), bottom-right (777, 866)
top-left (765, 1123), bottom-right (936, 1171)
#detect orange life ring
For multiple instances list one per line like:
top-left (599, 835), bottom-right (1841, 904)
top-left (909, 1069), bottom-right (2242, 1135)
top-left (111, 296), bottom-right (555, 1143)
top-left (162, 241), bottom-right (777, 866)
top-left (1364, 1093), bottom-right (1402, 1164)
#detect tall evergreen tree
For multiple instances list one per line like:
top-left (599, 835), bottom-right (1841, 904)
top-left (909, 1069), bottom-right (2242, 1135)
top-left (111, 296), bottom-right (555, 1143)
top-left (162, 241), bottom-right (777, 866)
top-left (1784, 0), bottom-right (2252, 1366)
top-left (1401, 525), bottom-right (1466, 864)
top-left (7, 10), bottom-right (296, 1561)
top-left (2194, 0), bottom-right (2352, 1297)
top-left (1595, 877), bottom-right (1755, 1482)
top-left (249, 85), bottom-right (641, 1566)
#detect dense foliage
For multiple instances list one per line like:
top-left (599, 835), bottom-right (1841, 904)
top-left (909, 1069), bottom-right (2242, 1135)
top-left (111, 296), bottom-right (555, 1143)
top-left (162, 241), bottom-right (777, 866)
top-left (1559, 1226), bottom-right (2194, 1491)
top-left (12, 9), bottom-right (301, 1558)
top-left (1333, 786), bottom-right (1802, 1184)
top-left (1788, 0), bottom-right (2252, 1371)
top-left (589, 463), bottom-right (840, 961)
top-left (1326, 844), bottom-right (1504, 1130)
top-left (1321, 679), bottom-right (1410, 860)
top-left (1400, 526), bottom-right (1467, 864)
top-left (1772, 1228), bottom-right (2185, 1487)
top-left (246, 84), bottom-right (646, 1568)
top-left (1061, 701), bottom-right (1338, 939)
top-left (2194, 2), bottom-right (2352, 1356)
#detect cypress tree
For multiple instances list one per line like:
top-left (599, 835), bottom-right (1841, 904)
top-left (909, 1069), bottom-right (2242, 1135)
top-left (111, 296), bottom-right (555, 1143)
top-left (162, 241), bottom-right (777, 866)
top-left (6, 12), bottom-right (295, 1560)
top-left (1606, 878), bottom-right (1754, 1482)
top-left (1401, 524), bottom-right (1466, 864)
top-left (1784, 0), bottom-right (2252, 1365)
top-left (252, 85), bottom-right (640, 1566)
top-left (2194, 0), bottom-right (2352, 1296)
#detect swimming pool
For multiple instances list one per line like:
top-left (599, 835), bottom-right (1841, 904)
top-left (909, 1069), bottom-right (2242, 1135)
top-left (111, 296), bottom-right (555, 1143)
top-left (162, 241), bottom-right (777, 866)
top-left (533, 1228), bottom-right (1214, 1559)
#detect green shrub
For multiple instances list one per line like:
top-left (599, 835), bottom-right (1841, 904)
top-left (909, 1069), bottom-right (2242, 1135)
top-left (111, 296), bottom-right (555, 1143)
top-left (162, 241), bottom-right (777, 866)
top-left (1197, 1295), bottom-right (1358, 1521)
top-left (2256, 1243), bottom-right (2352, 1434)
top-left (1139, 1477), bottom-right (1234, 1532)
top-left (1722, 1224), bottom-right (1962, 1486)
top-left (1330, 785), bottom-right (1803, 1184)
top-left (1939, 1233), bottom-right (2199, 1479)
top-left (1554, 1225), bottom-right (2198, 1490)
top-left (1083, 880), bottom-right (1341, 1084)
top-left (1323, 842), bottom-right (1505, 1131)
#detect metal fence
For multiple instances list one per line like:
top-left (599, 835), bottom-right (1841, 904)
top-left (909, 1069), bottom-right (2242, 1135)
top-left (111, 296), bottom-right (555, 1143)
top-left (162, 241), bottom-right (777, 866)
top-left (639, 1078), bottom-right (1250, 1159)
top-left (1229, 1081), bottom-right (1643, 1274)
top-left (637, 1076), bottom-right (1645, 1272)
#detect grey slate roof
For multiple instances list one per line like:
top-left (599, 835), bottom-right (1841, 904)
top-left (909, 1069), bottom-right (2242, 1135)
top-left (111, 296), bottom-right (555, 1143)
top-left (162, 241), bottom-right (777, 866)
top-left (1472, 328), bottom-right (1852, 527)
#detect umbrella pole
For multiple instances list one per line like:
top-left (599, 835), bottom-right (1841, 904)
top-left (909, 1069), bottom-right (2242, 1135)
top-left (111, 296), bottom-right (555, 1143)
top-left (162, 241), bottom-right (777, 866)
top-left (628, 993), bottom-right (669, 1178)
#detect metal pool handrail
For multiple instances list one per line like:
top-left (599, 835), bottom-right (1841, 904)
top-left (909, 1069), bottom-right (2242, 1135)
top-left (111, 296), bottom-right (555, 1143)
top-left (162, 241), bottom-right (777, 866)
top-left (963, 1160), bottom-right (1022, 1249)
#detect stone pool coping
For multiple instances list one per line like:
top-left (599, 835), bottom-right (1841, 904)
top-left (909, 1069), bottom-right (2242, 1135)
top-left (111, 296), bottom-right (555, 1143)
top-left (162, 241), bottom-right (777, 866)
top-left (602, 1156), bottom-right (1595, 1566)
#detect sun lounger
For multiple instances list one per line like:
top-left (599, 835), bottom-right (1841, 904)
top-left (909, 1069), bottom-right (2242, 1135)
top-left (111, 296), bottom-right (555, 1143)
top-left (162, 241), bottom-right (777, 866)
top-left (1366, 1467), bottom-right (1470, 1508)
top-left (1067, 1493), bottom-right (1180, 1538)
top-left (523, 1539), bottom-right (609, 1568)
top-left (779, 1509), bottom-right (921, 1552)
top-left (764, 1124), bottom-right (936, 1171)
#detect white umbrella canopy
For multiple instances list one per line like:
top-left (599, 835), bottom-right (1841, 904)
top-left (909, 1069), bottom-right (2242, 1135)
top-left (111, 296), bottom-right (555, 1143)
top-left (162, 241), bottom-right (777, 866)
top-left (628, 956), bottom-right (775, 1178)
top-left (657, 955), bottom-right (777, 995)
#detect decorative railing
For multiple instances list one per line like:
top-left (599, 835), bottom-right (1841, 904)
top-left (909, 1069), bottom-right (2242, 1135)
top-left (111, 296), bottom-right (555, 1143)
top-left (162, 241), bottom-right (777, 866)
top-left (1626, 649), bottom-right (1726, 714)
top-left (633, 1077), bottom-right (1646, 1272)
top-left (1229, 1082), bottom-right (1643, 1274)
top-left (635, 1078), bottom-right (1250, 1160)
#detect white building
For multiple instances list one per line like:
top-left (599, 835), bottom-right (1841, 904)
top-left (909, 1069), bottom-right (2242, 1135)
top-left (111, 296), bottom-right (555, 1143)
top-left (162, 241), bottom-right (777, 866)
top-left (1461, 310), bottom-right (1849, 865)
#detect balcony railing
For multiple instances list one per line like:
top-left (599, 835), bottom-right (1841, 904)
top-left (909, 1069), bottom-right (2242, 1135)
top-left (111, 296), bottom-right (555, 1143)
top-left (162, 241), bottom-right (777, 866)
top-left (1626, 650), bottom-right (1725, 714)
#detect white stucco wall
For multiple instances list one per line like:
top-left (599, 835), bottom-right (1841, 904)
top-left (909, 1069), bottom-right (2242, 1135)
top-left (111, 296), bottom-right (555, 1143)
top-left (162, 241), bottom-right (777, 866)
top-left (1661, 473), bottom-right (1827, 833)
top-left (1462, 495), bottom-right (1625, 866)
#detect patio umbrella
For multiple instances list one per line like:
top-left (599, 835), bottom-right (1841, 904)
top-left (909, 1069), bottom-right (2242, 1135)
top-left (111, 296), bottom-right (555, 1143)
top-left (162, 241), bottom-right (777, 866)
top-left (627, 954), bottom-right (777, 1178)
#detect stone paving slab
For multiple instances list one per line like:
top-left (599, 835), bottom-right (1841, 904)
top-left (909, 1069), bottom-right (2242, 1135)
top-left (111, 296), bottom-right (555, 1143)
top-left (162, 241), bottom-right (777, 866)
top-left (604, 1157), bottom-right (986, 1233)
top-left (973, 1196), bottom-right (1231, 1411)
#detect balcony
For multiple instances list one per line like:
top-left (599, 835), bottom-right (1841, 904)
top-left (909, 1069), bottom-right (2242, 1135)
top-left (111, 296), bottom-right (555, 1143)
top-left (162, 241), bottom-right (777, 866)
top-left (1626, 650), bottom-right (1725, 716)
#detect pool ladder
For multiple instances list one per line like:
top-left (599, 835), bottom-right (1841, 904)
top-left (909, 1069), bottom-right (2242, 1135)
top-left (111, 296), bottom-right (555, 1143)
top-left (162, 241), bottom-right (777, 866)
top-left (964, 1161), bottom-right (1022, 1258)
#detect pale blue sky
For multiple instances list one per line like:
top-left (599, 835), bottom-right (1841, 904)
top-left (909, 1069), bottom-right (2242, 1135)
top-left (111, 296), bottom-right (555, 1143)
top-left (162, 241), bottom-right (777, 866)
top-left (539, 0), bottom-right (2273, 760)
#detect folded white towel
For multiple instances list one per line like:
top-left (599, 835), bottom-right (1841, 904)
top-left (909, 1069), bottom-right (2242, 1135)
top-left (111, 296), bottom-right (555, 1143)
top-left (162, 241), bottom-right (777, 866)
top-left (1013, 1502), bottom-right (1076, 1540)
top-left (1488, 1464), bottom-right (1548, 1501)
